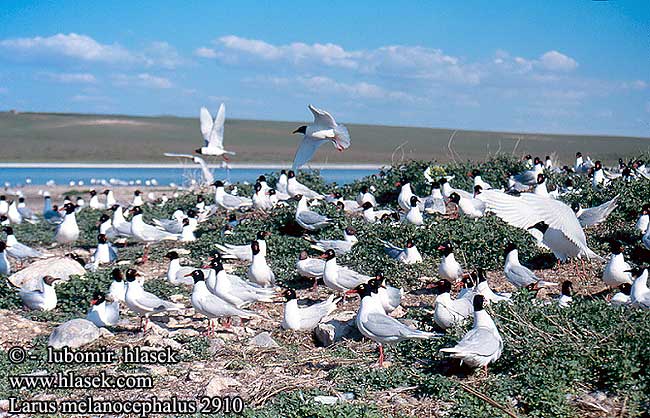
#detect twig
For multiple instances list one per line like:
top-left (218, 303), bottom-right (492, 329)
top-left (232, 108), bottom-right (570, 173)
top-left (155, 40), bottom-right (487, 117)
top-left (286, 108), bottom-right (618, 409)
top-left (391, 141), bottom-right (408, 166)
top-left (511, 137), bottom-right (521, 156)
top-left (447, 130), bottom-right (458, 162)
top-left (458, 382), bottom-right (518, 418)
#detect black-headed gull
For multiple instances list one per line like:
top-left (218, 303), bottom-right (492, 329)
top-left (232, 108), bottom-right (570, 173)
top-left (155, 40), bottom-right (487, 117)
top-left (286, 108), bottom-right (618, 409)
top-left (130, 206), bottom-right (179, 262)
top-left (0, 241), bottom-right (11, 275)
top-left (212, 180), bottom-right (252, 210)
top-left (0, 196), bottom-right (8, 216)
top-left (88, 233), bottom-right (118, 269)
top-left (440, 295), bottom-right (503, 370)
top-left (108, 268), bottom-right (126, 303)
top-left (197, 104), bottom-right (236, 160)
top-left (19, 276), bottom-right (60, 311)
top-left (252, 182), bottom-right (274, 211)
top-left (350, 282), bottom-right (440, 367)
top-left (286, 171), bottom-right (323, 199)
top-left (361, 202), bottom-right (397, 223)
top-left (55, 203), bottom-right (80, 245)
top-left (281, 289), bottom-right (339, 331)
top-left (310, 227), bottom-right (358, 255)
top-left (89, 190), bottom-right (103, 210)
top-left (368, 274), bottom-right (402, 313)
top-left (215, 230), bottom-right (270, 262)
top-left (103, 189), bottom-right (117, 209)
top-left (291, 104), bottom-right (350, 170)
top-left (296, 251), bottom-right (325, 289)
top-left (164, 251), bottom-right (196, 285)
top-left (424, 182), bottom-right (446, 215)
top-left (431, 279), bottom-right (473, 330)
top-left (293, 195), bottom-right (331, 231)
top-left (380, 238), bottom-right (422, 264)
top-left (611, 283), bottom-right (632, 306)
top-left (356, 185), bottom-right (377, 208)
top-left (205, 258), bottom-right (275, 308)
top-left (602, 241), bottom-right (632, 288)
top-left (403, 196), bottom-right (424, 225)
top-left (629, 267), bottom-right (649, 309)
top-left (86, 291), bottom-right (120, 327)
top-left (438, 242), bottom-right (465, 283)
top-left (321, 249), bottom-right (371, 294)
top-left (124, 268), bottom-right (183, 331)
top-left (503, 243), bottom-right (556, 289)
top-left (188, 269), bottom-right (259, 335)
top-left (246, 240), bottom-right (275, 287)
top-left (469, 169), bottom-right (493, 190)
top-left (449, 192), bottom-right (485, 219)
top-left (635, 204), bottom-right (649, 233)
top-left (3, 226), bottom-right (50, 262)
top-left (556, 280), bottom-right (573, 308)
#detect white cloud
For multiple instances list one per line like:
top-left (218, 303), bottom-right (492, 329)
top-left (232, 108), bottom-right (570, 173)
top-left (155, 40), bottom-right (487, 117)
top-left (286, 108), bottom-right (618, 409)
top-left (194, 47), bottom-right (217, 58)
top-left (621, 80), bottom-right (648, 90)
top-left (112, 73), bottom-right (173, 89)
top-left (0, 33), bottom-right (134, 63)
top-left (539, 50), bottom-right (578, 71)
top-left (41, 72), bottom-right (96, 83)
top-left (143, 41), bottom-right (184, 69)
top-left (70, 94), bottom-right (112, 103)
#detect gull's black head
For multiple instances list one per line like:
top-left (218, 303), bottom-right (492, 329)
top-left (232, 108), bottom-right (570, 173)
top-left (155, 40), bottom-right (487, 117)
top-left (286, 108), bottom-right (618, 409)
top-left (209, 257), bottom-right (224, 272)
top-left (18, 197), bottom-right (25, 203)
top-left (196, 194), bottom-right (204, 203)
top-left (321, 249), bottom-right (336, 261)
top-left (571, 202), bottom-right (580, 213)
top-left (258, 175), bottom-right (267, 183)
top-left (0, 241), bottom-right (6, 252)
top-left (474, 185), bottom-right (483, 195)
top-left (3, 226), bottom-right (13, 235)
top-left (298, 250), bottom-right (309, 261)
top-left (212, 180), bottom-right (224, 188)
top-left (561, 280), bottom-right (573, 296)
top-left (90, 291), bottom-right (106, 306)
top-left (250, 240), bottom-right (261, 255)
top-left (448, 192), bottom-right (460, 204)
top-left (576, 152), bottom-right (582, 158)
top-left (268, 188), bottom-right (276, 196)
top-left (430, 181), bottom-right (440, 190)
top-left (545, 155), bottom-right (551, 161)
top-left (254, 182), bottom-right (262, 192)
top-left (228, 213), bottom-right (237, 222)
top-left (292, 194), bottom-right (303, 202)
top-left (564, 179), bottom-right (574, 188)
top-left (471, 169), bottom-right (481, 177)
top-left (98, 213), bottom-right (110, 224)
top-left (182, 218), bottom-right (190, 226)
top-left (349, 282), bottom-right (373, 298)
top-left (619, 283), bottom-right (631, 296)
top-left (534, 157), bottom-right (541, 165)
top-left (288, 170), bottom-right (296, 179)
top-left (292, 125), bottom-right (307, 135)
top-left (190, 269), bottom-right (205, 283)
top-left (283, 288), bottom-right (297, 301)
top-left (409, 195), bottom-right (419, 207)
top-left (344, 226), bottom-right (356, 236)
top-left (187, 209), bottom-right (197, 218)
top-left (437, 242), bottom-right (453, 256)
top-left (125, 268), bottom-right (140, 282)
top-left (610, 241), bottom-right (624, 255)
top-left (103, 189), bottom-right (110, 195)
top-left (438, 177), bottom-right (448, 185)
top-left (625, 266), bottom-right (647, 278)
top-left (97, 233), bottom-right (108, 244)
top-left (473, 294), bottom-right (485, 311)
top-left (111, 268), bottom-right (123, 282)
top-left (110, 204), bottom-right (120, 212)
top-left (257, 230), bottom-right (270, 240)
top-left (130, 206), bottom-right (143, 216)
top-left (62, 203), bottom-right (77, 214)
top-left (434, 279), bottom-right (452, 294)
top-left (361, 202), bottom-right (373, 211)
top-left (528, 221), bottom-right (549, 233)
top-left (536, 173), bottom-right (545, 184)
top-left (406, 238), bottom-right (415, 248)
top-left (504, 242), bottom-right (517, 256)
top-left (360, 185), bottom-right (369, 194)
top-left (90, 190), bottom-right (97, 197)
top-left (134, 190), bottom-right (141, 196)
top-left (165, 251), bottom-right (180, 260)
top-left (595, 160), bottom-right (603, 170)
top-left (476, 268), bottom-right (487, 283)
top-left (280, 169), bottom-right (287, 175)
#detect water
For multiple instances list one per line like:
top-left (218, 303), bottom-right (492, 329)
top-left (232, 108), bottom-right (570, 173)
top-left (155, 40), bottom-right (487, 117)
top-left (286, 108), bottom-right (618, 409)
top-left (0, 167), bottom-right (379, 187)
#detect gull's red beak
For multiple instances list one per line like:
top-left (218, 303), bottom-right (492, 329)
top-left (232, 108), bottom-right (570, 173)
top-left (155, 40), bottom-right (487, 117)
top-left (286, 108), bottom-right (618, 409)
top-left (90, 299), bottom-right (98, 305)
top-left (345, 289), bottom-right (358, 295)
top-left (184, 273), bottom-right (193, 277)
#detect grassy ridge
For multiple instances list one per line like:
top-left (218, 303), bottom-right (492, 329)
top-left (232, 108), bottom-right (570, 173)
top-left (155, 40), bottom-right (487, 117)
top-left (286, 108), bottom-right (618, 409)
top-left (0, 111), bottom-right (648, 164)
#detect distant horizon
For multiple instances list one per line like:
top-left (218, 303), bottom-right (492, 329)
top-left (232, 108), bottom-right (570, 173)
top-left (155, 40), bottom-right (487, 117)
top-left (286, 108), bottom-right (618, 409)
top-left (3, 109), bottom-right (649, 141)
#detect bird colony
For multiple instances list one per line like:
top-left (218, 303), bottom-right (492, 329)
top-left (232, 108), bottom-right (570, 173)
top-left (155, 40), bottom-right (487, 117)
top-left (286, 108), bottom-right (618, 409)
top-left (1, 105), bottom-right (650, 417)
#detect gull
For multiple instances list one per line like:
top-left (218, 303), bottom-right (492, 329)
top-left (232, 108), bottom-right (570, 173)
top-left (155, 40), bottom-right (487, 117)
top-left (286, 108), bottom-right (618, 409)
top-left (513, 157), bottom-right (544, 186)
top-left (350, 282), bottom-right (440, 367)
top-left (153, 210), bottom-right (184, 234)
top-left (424, 181), bottom-right (446, 215)
top-left (368, 274), bottom-right (403, 313)
top-left (503, 243), bottom-right (557, 289)
top-left (602, 241), bottom-right (632, 288)
top-left (277, 170), bottom-right (289, 195)
top-left (130, 206), bottom-right (179, 262)
top-left (361, 202), bottom-right (397, 223)
top-left (205, 257), bottom-right (275, 307)
top-left (17, 197), bottom-right (38, 223)
top-left (97, 213), bottom-right (112, 235)
top-left (449, 191), bottom-right (485, 219)
top-left (438, 242), bottom-right (465, 283)
top-left (132, 190), bottom-right (144, 207)
top-left (124, 268), bottom-right (184, 331)
top-left (643, 226), bottom-right (650, 250)
top-left (252, 182), bottom-right (273, 211)
top-left (571, 195), bottom-right (619, 228)
top-left (0, 195), bottom-right (8, 216)
top-left (326, 192), bottom-right (360, 213)
top-left (286, 171), bottom-right (323, 199)
top-left (18, 276), bottom-right (60, 311)
top-left (629, 267), bottom-right (650, 309)
top-left (164, 153), bottom-right (215, 185)
top-left (3, 226), bottom-right (51, 262)
top-left (107, 205), bottom-right (132, 238)
top-left (397, 180), bottom-right (423, 212)
top-left (7, 201), bottom-right (22, 224)
top-left (108, 268), bottom-right (126, 303)
top-left (188, 269), bottom-right (259, 335)
top-left (611, 283), bottom-right (632, 306)
top-left (403, 196), bottom-right (424, 225)
top-left (293, 195), bottom-right (332, 231)
top-left (259, 175), bottom-right (290, 201)
top-left (296, 251), bottom-right (325, 289)
top-left (309, 227), bottom-right (358, 255)
top-left (103, 189), bottom-right (117, 209)
top-left (75, 196), bottom-right (85, 211)
top-left (89, 190), bottom-right (103, 209)
top-left (440, 295), bottom-right (503, 370)
top-left (575, 152), bottom-right (594, 174)
top-left (180, 218), bottom-right (196, 242)
top-left (246, 240), bottom-right (275, 287)
top-left (438, 177), bottom-right (473, 200)
top-left (478, 189), bottom-right (603, 262)
top-left (471, 269), bottom-right (511, 304)
top-left (281, 289), bottom-right (339, 331)
top-left (55, 203), bottom-right (80, 245)
top-left (164, 251), bottom-right (196, 285)
top-left (469, 169), bottom-right (493, 190)
top-left (88, 233), bottom-right (118, 269)
top-left (291, 104), bottom-right (351, 170)
top-left (86, 291), bottom-right (120, 327)
top-left (380, 238), bottom-right (422, 264)
top-left (213, 180), bottom-right (253, 210)
top-left (533, 174), bottom-right (550, 198)
top-left (0, 241), bottom-right (11, 275)
top-left (431, 279), bottom-right (473, 330)
top-left (322, 249), bottom-right (372, 294)
top-left (556, 281), bottom-right (573, 308)
top-left (197, 104), bottom-right (236, 160)
top-left (356, 185), bottom-right (377, 207)
top-left (215, 231), bottom-right (270, 262)
top-left (635, 204), bottom-right (649, 233)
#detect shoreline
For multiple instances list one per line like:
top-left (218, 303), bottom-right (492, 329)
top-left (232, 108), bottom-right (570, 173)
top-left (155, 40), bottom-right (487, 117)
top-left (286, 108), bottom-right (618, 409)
top-left (0, 162), bottom-right (385, 170)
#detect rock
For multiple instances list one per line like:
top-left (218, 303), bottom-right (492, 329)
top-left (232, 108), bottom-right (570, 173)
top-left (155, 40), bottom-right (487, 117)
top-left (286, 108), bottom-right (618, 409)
top-left (0, 399), bottom-right (9, 411)
top-left (313, 311), bottom-right (361, 347)
top-left (313, 396), bottom-right (339, 405)
top-left (147, 365), bottom-right (168, 376)
top-left (98, 328), bottom-right (114, 338)
top-left (8, 256), bottom-right (86, 288)
top-left (171, 328), bottom-right (200, 338)
top-left (204, 375), bottom-right (241, 397)
top-left (249, 332), bottom-right (279, 348)
top-left (48, 319), bottom-right (101, 349)
top-left (208, 337), bottom-right (225, 354)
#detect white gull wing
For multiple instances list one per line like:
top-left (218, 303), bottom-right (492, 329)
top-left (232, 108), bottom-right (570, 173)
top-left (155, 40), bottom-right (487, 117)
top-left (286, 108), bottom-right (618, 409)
top-left (284, 295), bottom-right (339, 330)
top-left (577, 195), bottom-right (618, 227)
top-left (505, 264), bottom-right (538, 288)
top-left (292, 137), bottom-right (326, 171)
top-left (309, 104), bottom-right (337, 128)
top-left (440, 327), bottom-right (503, 359)
top-left (479, 190), bottom-right (591, 255)
top-left (207, 103), bottom-right (226, 150)
top-left (200, 107), bottom-right (214, 145)
top-left (131, 290), bottom-right (182, 314)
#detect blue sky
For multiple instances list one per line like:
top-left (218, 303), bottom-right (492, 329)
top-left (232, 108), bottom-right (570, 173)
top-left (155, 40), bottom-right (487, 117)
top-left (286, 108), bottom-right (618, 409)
top-left (0, 0), bottom-right (648, 137)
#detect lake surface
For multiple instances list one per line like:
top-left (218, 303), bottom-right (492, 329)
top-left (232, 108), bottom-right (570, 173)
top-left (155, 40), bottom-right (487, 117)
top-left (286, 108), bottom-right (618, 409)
top-left (0, 167), bottom-right (379, 187)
